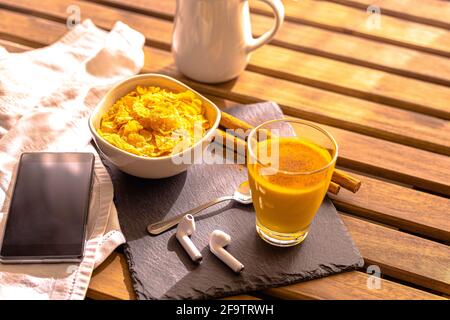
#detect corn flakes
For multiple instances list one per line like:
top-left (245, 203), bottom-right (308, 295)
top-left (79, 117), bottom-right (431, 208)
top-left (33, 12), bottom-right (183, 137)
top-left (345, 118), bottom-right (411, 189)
top-left (97, 86), bottom-right (210, 157)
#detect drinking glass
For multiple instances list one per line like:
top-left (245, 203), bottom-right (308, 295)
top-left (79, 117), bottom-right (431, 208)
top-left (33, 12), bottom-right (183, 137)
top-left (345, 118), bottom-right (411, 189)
top-left (247, 119), bottom-right (338, 247)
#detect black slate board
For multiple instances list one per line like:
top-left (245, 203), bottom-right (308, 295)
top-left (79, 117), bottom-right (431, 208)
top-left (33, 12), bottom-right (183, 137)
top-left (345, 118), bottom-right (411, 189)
top-left (103, 102), bottom-right (364, 300)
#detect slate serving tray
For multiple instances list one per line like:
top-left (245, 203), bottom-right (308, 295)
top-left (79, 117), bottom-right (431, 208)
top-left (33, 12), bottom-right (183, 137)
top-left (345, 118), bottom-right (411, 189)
top-left (102, 102), bottom-right (364, 300)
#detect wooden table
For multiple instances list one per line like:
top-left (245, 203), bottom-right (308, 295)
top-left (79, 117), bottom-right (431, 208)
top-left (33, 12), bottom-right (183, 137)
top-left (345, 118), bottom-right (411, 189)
top-left (1, 0), bottom-right (449, 300)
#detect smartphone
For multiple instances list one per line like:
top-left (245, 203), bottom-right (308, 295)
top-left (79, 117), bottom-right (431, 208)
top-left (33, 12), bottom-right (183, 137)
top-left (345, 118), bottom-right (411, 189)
top-left (0, 152), bottom-right (95, 263)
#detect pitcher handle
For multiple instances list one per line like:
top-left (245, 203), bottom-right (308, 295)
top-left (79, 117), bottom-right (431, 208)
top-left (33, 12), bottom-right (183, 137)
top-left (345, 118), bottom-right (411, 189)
top-left (246, 0), bottom-right (285, 53)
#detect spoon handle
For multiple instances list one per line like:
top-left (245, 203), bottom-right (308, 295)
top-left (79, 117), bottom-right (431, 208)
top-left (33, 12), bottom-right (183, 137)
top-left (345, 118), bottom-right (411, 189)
top-left (147, 196), bottom-right (235, 235)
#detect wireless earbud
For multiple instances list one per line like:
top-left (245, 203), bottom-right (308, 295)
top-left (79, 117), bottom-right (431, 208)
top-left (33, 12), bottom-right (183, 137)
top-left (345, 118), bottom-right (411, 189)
top-left (176, 215), bottom-right (202, 262)
top-left (209, 230), bottom-right (244, 273)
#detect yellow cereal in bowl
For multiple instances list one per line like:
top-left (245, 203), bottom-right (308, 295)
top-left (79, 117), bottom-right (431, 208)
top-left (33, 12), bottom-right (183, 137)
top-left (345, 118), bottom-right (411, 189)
top-left (97, 86), bottom-right (210, 157)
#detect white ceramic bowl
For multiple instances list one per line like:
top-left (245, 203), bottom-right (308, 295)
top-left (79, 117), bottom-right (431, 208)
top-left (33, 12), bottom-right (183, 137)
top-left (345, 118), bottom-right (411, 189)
top-left (89, 74), bottom-right (221, 179)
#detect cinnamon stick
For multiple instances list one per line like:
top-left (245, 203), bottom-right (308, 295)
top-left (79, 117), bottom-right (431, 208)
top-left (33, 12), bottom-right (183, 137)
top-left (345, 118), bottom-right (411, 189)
top-left (332, 169), bottom-right (361, 193)
top-left (327, 182), bottom-right (341, 195)
top-left (218, 111), bottom-right (362, 193)
top-left (215, 128), bottom-right (247, 152)
top-left (220, 111), bottom-right (253, 131)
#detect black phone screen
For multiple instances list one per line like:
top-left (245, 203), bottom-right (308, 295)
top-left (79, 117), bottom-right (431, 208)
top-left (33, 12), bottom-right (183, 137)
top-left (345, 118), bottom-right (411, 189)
top-left (0, 153), bottom-right (95, 260)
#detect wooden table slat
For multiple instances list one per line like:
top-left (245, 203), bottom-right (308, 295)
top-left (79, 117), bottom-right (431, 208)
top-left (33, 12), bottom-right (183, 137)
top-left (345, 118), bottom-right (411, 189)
top-left (327, 0), bottom-right (450, 30)
top-left (88, 253), bottom-right (136, 300)
top-left (329, 172), bottom-right (450, 242)
top-left (2, 2), bottom-right (450, 157)
top-left (251, 0), bottom-right (450, 57)
top-left (341, 214), bottom-right (450, 295)
top-left (0, 38), bottom-right (29, 52)
top-left (249, 44), bottom-right (450, 119)
top-left (265, 270), bottom-right (446, 300)
top-left (250, 14), bottom-right (450, 87)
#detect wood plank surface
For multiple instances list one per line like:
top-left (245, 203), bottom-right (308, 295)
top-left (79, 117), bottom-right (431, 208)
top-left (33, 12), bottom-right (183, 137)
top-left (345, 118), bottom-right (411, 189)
top-left (94, 0), bottom-right (450, 88)
top-left (95, 0), bottom-right (450, 32)
top-left (88, 0), bottom-right (450, 119)
top-left (251, 0), bottom-right (450, 57)
top-left (341, 214), bottom-right (450, 295)
top-left (94, 0), bottom-right (450, 56)
top-left (84, 0), bottom-right (450, 120)
top-left (0, 10), bottom-right (449, 195)
top-left (249, 44), bottom-right (450, 119)
top-left (90, 253), bottom-right (445, 300)
top-left (88, 253), bottom-right (136, 300)
top-left (0, 38), bottom-right (29, 52)
top-left (266, 270), bottom-right (446, 300)
top-left (1, 2), bottom-right (449, 158)
top-left (250, 14), bottom-right (450, 87)
top-left (327, 0), bottom-right (450, 29)
top-left (147, 0), bottom-right (450, 120)
top-left (94, 0), bottom-right (450, 87)
top-left (122, 0), bottom-right (450, 119)
top-left (329, 172), bottom-right (450, 242)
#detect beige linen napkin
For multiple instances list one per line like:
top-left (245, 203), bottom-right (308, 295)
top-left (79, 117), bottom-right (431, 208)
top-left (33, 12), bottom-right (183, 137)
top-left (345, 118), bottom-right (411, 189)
top-left (0, 19), bottom-right (145, 299)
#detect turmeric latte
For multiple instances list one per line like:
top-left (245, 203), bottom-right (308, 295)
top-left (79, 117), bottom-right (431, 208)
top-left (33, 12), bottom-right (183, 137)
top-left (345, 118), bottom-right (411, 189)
top-left (97, 86), bottom-right (210, 157)
top-left (248, 137), bottom-right (334, 234)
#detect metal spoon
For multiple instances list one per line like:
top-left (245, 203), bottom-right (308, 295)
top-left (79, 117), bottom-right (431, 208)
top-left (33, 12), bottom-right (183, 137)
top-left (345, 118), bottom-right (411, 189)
top-left (147, 181), bottom-right (253, 235)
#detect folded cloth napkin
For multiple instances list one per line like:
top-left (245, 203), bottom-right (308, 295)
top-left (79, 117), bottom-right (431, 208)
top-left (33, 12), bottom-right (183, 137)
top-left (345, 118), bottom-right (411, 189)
top-left (0, 19), bottom-right (145, 299)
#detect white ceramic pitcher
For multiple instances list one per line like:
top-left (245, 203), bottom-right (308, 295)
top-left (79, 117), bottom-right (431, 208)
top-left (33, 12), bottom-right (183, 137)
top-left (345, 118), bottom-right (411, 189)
top-left (172, 0), bottom-right (285, 83)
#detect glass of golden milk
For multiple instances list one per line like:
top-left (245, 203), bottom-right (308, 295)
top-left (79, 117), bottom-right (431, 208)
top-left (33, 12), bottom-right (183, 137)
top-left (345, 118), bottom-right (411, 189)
top-left (247, 119), bottom-right (338, 247)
